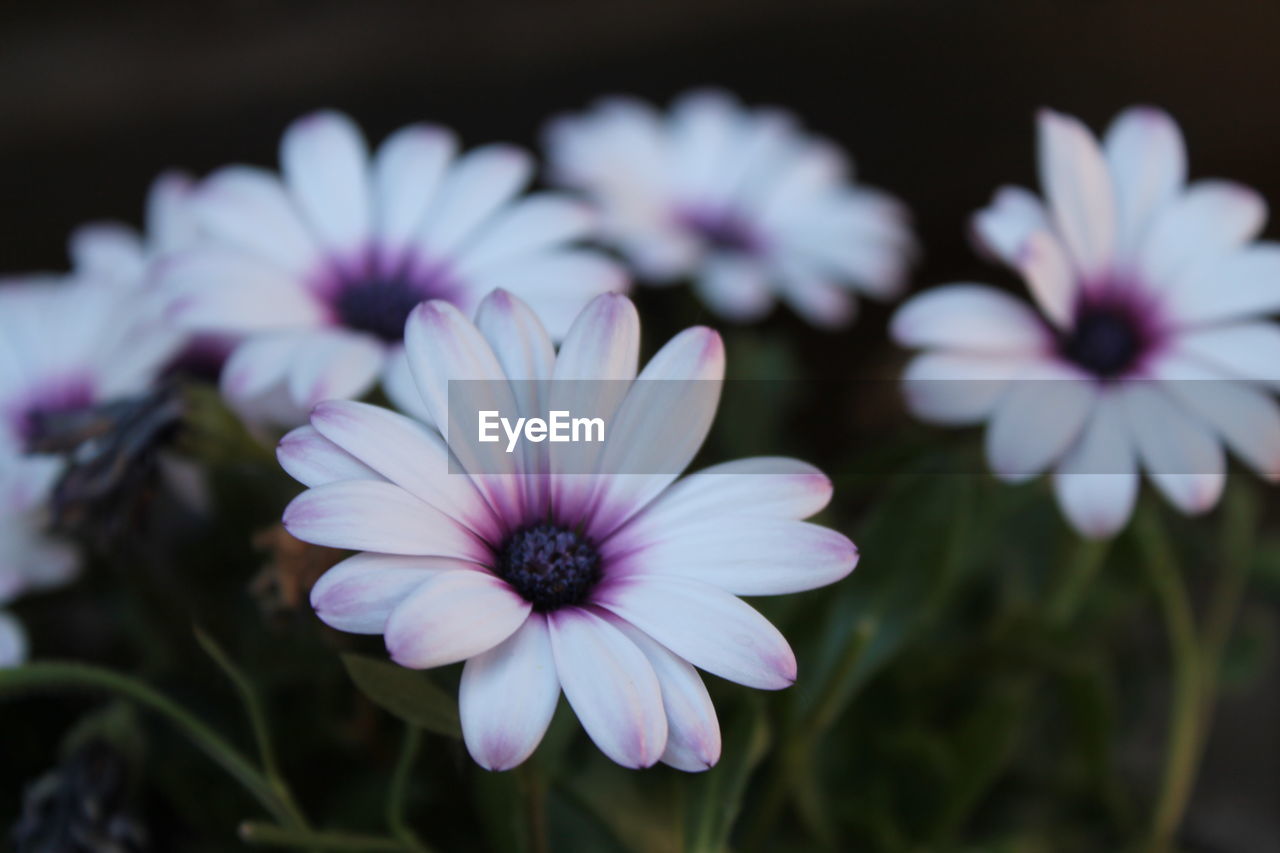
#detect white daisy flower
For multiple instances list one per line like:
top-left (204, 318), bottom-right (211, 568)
top-left (0, 609), bottom-right (28, 667)
top-left (163, 110), bottom-right (628, 428)
top-left (0, 279), bottom-right (178, 623)
top-left (892, 107), bottom-right (1280, 538)
top-left (543, 89), bottom-right (915, 327)
top-left (278, 289), bottom-right (856, 770)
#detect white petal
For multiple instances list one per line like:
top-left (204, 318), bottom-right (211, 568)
top-left (594, 577), bottom-right (796, 690)
top-left (277, 425), bottom-right (384, 487)
top-left (774, 261), bottom-right (856, 329)
top-left (1151, 353), bottom-right (1280, 481)
top-left (220, 333), bottom-right (309, 409)
top-left (1140, 181), bottom-right (1267, 289)
top-left (548, 607), bottom-right (666, 768)
top-left (1166, 243), bottom-right (1280, 326)
top-left (385, 571), bottom-right (531, 669)
top-left (283, 480), bottom-right (489, 561)
top-left (381, 349), bottom-right (434, 424)
top-left (285, 331), bottom-right (385, 410)
top-left (552, 293), bottom-right (640, 381)
top-left (605, 517), bottom-right (857, 596)
top-left (891, 284), bottom-right (1049, 353)
top-left (417, 145), bottom-right (532, 259)
top-left (1103, 107), bottom-right (1187, 258)
top-left (1175, 322), bottom-right (1280, 384)
top-left (466, 250), bottom-right (628, 340)
top-left (69, 223), bottom-right (145, 283)
top-left (693, 255), bottom-right (774, 323)
top-left (454, 194), bottom-right (597, 277)
top-left (474, 290), bottom-right (556, 382)
top-left (971, 186), bottom-right (1050, 266)
top-left (985, 368), bottom-right (1097, 482)
top-left (1037, 109), bottom-right (1116, 278)
top-left (608, 618), bottom-right (720, 772)
top-left (281, 111), bottom-right (372, 255)
top-left (1052, 392), bottom-right (1138, 539)
top-left (670, 90), bottom-right (741, 199)
top-left (165, 252), bottom-right (325, 333)
top-left (901, 351), bottom-right (1027, 425)
top-left (460, 614), bottom-right (560, 770)
top-left (1122, 384), bottom-right (1225, 515)
top-left (311, 552), bottom-right (470, 634)
top-left (1017, 231), bottom-right (1077, 328)
top-left (194, 166), bottom-right (320, 274)
top-left (373, 124), bottom-right (457, 261)
top-left (310, 399), bottom-right (502, 542)
top-left (0, 611), bottom-right (28, 667)
top-left (587, 327), bottom-right (724, 539)
top-left (146, 170), bottom-right (199, 253)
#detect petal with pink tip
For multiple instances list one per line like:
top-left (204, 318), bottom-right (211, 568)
top-left (311, 552), bottom-right (474, 634)
top-left (385, 570), bottom-right (530, 669)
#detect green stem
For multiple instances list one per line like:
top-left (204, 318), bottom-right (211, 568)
top-left (1135, 508), bottom-right (1202, 852)
top-left (1046, 535), bottom-right (1111, 627)
top-left (0, 662), bottom-right (298, 828)
top-left (1198, 485), bottom-right (1256, 720)
top-left (194, 627), bottom-right (307, 830)
top-left (240, 822), bottom-right (410, 851)
top-left (518, 762), bottom-right (551, 853)
top-left (386, 726), bottom-right (428, 852)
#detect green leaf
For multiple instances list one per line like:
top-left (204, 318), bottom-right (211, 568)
top-left (341, 654), bottom-right (461, 738)
top-left (684, 703), bottom-right (771, 853)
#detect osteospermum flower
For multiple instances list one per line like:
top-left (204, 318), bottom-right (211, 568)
top-left (164, 110), bottom-right (627, 428)
top-left (279, 290), bottom-right (856, 770)
top-left (892, 107), bottom-right (1280, 538)
top-left (544, 89), bottom-right (915, 326)
top-left (0, 280), bottom-right (179, 663)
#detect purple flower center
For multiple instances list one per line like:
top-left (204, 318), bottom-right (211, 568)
top-left (496, 522), bottom-right (602, 612)
top-left (333, 276), bottom-right (434, 344)
top-left (678, 207), bottom-right (763, 256)
top-left (1059, 300), bottom-right (1149, 378)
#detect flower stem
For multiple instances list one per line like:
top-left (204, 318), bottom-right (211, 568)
top-left (386, 725), bottom-right (429, 852)
top-left (1135, 507), bottom-right (1202, 852)
top-left (194, 627), bottom-right (307, 828)
top-left (1046, 535), bottom-right (1111, 627)
top-left (239, 822), bottom-right (411, 851)
top-left (518, 762), bottom-right (551, 853)
top-left (0, 661), bottom-right (301, 829)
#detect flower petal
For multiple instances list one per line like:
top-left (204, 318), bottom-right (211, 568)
top-left (971, 186), bottom-right (1050, 266)
top-left (467, 251), bottom-right (628, 340)
top-left (417, 145), bottom-right (532, 259)
top-left (891, 284), bottom-right (1049, 353)
top-left (1052, 391), bottom-right (1138, 539)
top-left (1174, 322), bottom-right (1280, 384)
top-left (693, 255), bottom-right (775, 323)
top-left (311, 552), bottom-right (471, 634)
top-left (551, 292), bottom-right (640, 381)
top-left (373, 123), bottom-right (457, 262)
top-left (548, 607), bottom-right (667, 768)
top-left (1121, 384), bottom-right (1225, 515)
top-left (194, 165), bottom-right (320, 274)
top-left (283, 480), bottom-right (488, 561)
top-left (385, 570), bottom-right (531, 669)
top-left (605, 517), bottom-right (857, 596)
top-left (164, 251), bottom-right (325, 333)
top-left (608, 617), bottom-right (720, 772)
top-left (277, 425), bottom-right (384, 487)
top-left (0, 611), bottom-right (28, 667)
top-left (460, 614), bottom-right (560, 771)
top-left (985, 368), bottom-right (1097, 482)
top-left (901, 351), bottom-right (1026, 425)
top-left (1037, 109), bottom-right (1116, 278)
top-left (594, 577), bottom-right (796, 690)
top-left (1103, 107), bottom-right (1186, 259)
top-left (1165, 243), bottom-right (1280, 327)
top-left (285, 331), bottom-right (385, 411)
top-left (1017, 231), bottom-right (1076, 328)
top-left (281, 111), bottom-right (372, 256)
top-left (310, 399), bottom-right (501, 542)
top-left (454, 194), bottom-right (597, 277)
top-left (1140, 181), bottom-right (1267, 289)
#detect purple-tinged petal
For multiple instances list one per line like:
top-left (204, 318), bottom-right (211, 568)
top-left (281, 110), bottom-right (372, 256)
top-left (608, 617), bottom-right (721, 772)
top-left (1017, 231), bottom-right (1076, 329)
top-left (284, 331), bottom-right (385, 411)
top-left (385, 570), bottom-right (530, 669)
top-left (311, 552), bottom-right (472, 634)
top-left (283, 480), bottom-right (489, 562)
top-left (547, 607), bottom-right (667, 768)
top-left (460, 614), bottom-right (560, 771)
top-left (594, 577), bottom-right (796, 690)
top-left (891, 284), bottom-right (1049, 353)
top-left (470, 251), bottom-right (629, 342)
top-left (277, 425), bottom-right (384, 487)
top-left (1037, 109), bottom-right (1116, 279)
top-left (310, 399), bottom-right (502, 542)
top-left (551, 292), bottom-right (640, 381)
top-left (1121, 384), bottom-right (1225, 515)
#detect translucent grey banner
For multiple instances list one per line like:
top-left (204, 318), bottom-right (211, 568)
top-left (445, 379), bottom-right (1277, 475)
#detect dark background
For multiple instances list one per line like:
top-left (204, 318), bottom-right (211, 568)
top-left (2, 0), bottom-right (1278, 848)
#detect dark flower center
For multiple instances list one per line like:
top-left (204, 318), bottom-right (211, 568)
top-left (333, 276), bottom-right (429, 344)
top-left (496, 522), bottom-right (602, 612)
top-left (1060, 305), bottom-right (1144, 378)
top-left (679, 207), bottom-right (762, 255)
